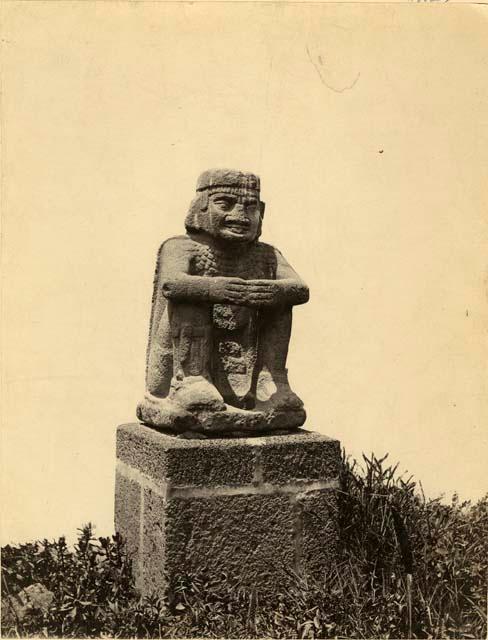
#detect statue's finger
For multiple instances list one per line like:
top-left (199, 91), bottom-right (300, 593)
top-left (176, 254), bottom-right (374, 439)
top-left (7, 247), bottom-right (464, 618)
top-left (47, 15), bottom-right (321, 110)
top-left (247, 286), bottom-right (273, 294)
top-left (225, 293), bottom-right (246, 302)
top-left (249, 293), bottom-right (274, 301)
top-left (248, 287), bottom-right (273, 294)
top-left (226, 284), bottom-right (247, 292)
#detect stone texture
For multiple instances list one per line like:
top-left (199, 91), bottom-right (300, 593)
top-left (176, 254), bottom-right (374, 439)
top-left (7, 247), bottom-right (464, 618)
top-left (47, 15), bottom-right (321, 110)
top-left (136, 168), bottom-right (310, 435)
top-left (2, 584), bottom-right (54, 626)
top-left (114, 469), bottom-right (142, 585)
top-left (115, 422), bottom-right (341, 598)
top-left (142, 487), bottom-right (167, 594)
top-left (164, 493), bottom-right (296, 589)
top-left (117, 422), bottom-right (256, 487)
top-left (299, 489), bottom-right (340, 580)
top-left (259, 434), bottom-right (341, 485)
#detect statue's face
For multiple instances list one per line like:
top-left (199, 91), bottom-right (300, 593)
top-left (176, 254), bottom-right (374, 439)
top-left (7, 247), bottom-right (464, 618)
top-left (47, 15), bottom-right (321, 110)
top-left (207, 192), bottom-right (261, 243)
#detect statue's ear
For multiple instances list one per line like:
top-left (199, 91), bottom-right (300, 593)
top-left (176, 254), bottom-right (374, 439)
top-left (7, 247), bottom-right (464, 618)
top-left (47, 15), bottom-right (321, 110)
top-left (200, 192), bottom-right (208, 211)
top-left (184, 193), bottom-right (208, 233)
top-left (255, 201), bottom-right (265, 239)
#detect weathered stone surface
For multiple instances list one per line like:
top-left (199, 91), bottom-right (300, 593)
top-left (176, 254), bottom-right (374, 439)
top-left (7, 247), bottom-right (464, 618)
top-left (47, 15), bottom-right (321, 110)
top-left (117, 422), bottom-right (256, 487)
top-left (259, 434), bottom-right (341, 485)
top-left (2, 583), bottom-right (54, 626)
top-left (116, 423), bottom-right (169, 483)
top-left (142, 487), bottom-right (167, 594)
top-left (114, 468), bottom-right (141, 584)
top-left (164, 494), bottom-right (296, 588)
top-left (136, 169), bottom-right (309, 435)
top-left (299, 489), bottom-right (339, 579)
top-left (115, 422), bottom-right (341, 598)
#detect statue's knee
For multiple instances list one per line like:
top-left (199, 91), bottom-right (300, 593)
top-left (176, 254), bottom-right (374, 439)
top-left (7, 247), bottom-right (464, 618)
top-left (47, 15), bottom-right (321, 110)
top-left (147, 351), bottom-right (173, 396)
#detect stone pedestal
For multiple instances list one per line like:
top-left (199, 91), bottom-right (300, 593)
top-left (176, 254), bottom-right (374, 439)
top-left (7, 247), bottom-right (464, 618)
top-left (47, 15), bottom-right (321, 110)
top-left (115, 423), bottom-right (341, 598)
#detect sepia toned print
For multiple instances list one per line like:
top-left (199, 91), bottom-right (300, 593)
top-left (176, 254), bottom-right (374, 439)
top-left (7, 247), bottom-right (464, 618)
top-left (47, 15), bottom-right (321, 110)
top-left (1, 2), bottom-right (487, 637)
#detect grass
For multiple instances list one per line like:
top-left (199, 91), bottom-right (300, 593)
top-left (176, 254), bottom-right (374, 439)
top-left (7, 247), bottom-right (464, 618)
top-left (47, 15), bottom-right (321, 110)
top-left (1, 452), bottom-right (487, 638)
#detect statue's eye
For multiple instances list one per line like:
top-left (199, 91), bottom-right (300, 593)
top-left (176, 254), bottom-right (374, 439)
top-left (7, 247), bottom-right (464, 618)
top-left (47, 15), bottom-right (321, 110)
top-left (213, 197), bottom-right (233, 210)
top-left (245, 200), bottom-right (258, 212)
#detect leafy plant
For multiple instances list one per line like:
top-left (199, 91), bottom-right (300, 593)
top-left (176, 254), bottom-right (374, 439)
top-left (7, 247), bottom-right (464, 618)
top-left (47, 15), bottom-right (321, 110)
top-left (2, 454), bottom-right (487, 638)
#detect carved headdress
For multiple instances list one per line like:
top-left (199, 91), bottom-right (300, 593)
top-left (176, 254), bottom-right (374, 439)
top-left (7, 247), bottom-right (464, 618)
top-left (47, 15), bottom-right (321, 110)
top-left (185, 169), bottom-right (265, 237)
top-left (196, 169), bottom-right (260, 197)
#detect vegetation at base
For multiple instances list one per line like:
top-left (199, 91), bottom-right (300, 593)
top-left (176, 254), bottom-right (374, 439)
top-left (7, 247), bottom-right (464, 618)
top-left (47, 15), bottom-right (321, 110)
top-left (1, 453), bottom-right (487, 639)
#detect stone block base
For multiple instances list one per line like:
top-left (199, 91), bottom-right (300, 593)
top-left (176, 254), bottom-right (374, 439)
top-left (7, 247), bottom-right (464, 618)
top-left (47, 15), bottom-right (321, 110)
top-left (115, 423), bottom-right (341, 598)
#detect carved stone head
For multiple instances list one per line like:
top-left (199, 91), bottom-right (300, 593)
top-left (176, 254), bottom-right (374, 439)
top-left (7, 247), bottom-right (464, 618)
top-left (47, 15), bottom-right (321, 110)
top-left (185, 169), bottom-right (266, 243)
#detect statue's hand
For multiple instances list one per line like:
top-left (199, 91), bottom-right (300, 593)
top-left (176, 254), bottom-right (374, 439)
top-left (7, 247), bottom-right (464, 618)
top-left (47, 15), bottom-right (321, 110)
top-left (208, 278), bottom-right (291, 307)
top-left (243, 280), bottom-right (281, 307)
top-left (207, 277), bottom-right (250, 305)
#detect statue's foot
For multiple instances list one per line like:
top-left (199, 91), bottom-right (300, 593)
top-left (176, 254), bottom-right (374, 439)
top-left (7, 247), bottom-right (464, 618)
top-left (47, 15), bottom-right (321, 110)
top-left (169, 375), bottom-right (226, 412)
top-left (137, 387), bottom-right (305, 436)
top-left (256, 369), bottom-right (303, 412)
top-left (137, 392), bottom-right (197, 432)
top-left (275, 383), bottom-right (304, 410)
top-left (257, 384), bottom-right (303, 411)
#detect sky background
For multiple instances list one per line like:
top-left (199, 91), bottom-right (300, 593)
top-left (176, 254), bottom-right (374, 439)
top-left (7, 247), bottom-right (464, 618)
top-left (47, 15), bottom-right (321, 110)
top-left (2, 1), bottom-right (488, 545)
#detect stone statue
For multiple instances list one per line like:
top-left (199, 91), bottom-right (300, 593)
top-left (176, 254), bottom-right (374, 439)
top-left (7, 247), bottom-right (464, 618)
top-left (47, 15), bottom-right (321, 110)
top-left (137, 169), bottom-right (309, 436)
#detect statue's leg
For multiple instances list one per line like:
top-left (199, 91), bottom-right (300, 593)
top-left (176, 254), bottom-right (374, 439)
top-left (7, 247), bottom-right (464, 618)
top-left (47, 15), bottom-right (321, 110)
top-left (256, 307), bottom-right (303, 410)
top-left (166, 301), bottom-right (225, 411)
top-left (168, 302), bottom-right (212, 379)
top-left (146, 305), bottom-right (174, 398)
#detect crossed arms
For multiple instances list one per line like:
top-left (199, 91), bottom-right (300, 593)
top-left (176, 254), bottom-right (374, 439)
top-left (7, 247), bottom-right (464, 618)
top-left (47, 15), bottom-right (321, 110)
top-left (158, 238), bottom-right (309, 308)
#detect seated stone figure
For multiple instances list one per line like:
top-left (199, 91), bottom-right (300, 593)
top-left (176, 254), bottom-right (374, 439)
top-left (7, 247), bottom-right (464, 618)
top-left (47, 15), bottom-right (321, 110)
top-left (137, 169), bottom-right (309, 436)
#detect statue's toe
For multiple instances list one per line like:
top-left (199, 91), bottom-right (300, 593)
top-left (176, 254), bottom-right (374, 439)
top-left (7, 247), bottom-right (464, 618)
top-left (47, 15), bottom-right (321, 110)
top-left (170, 376), bottom-right (226, 412)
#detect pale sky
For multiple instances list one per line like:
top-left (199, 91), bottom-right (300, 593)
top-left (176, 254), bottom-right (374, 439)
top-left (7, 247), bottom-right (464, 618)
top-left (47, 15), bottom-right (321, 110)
top-left (1, 1), bottom-right (487, 545)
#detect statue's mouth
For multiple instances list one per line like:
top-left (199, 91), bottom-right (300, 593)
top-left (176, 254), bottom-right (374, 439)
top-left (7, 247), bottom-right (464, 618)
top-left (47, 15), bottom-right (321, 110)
top-left (223, 220), bottom-right (251, 233)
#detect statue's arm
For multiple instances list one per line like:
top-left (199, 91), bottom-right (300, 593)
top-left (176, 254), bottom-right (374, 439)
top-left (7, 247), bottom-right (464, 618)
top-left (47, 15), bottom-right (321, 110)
top-left (273, 248), bottom-right (309, 306)
top-left (158, 238), bottom-right (249, 305)
top-left (243, 248), bottom-right (309, 308)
